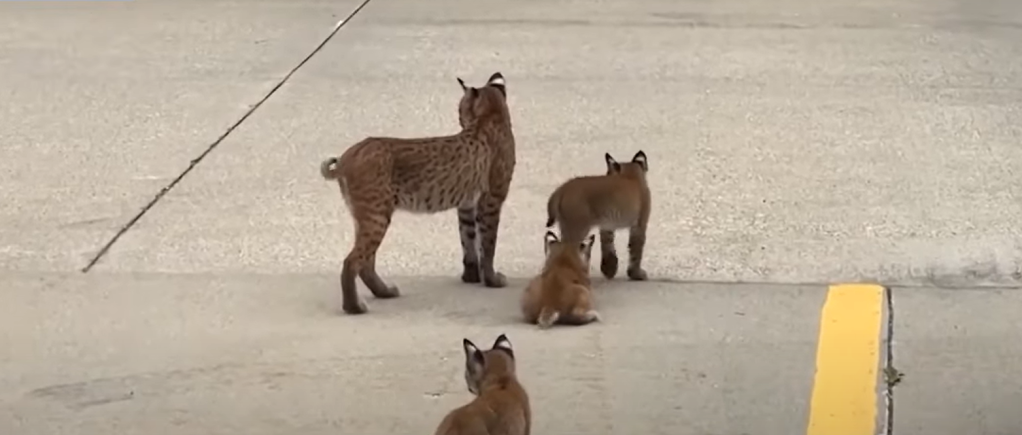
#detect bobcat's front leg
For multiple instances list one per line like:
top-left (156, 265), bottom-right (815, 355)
top-left (475, 192), bottom-right (507, 288)
top-left (599, 229), bottom-right (618, 279)
top-left (457, 204), bottom-right (481, 283)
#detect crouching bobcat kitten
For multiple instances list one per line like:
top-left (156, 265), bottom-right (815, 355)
top-left (433, 334), bottom-right (531, 435)
top-left (545, 150), bottom-right (651, 281)
top-left (521, 231), bottom-right (600, 328)
top-left (319, 73), bottom-right (516, 315)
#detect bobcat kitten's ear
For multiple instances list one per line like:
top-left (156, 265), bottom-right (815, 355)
top-left (492, 333), bottom-right (514, 358)
top-left (463, 338), bottom-right (484, 366)
top-left (580, 234), bottom-right (596, 263)
top-left (544, 231), bottom-right (559, 256)
top-left (487, 72), bottom-right (506, 97)
top-left (462, 338), bottom-right (485, 395)
top-left (605, 153), bottom-right (621, 173)
top-left (632, 150), bottom-right (648, 172)
top-left (544, 231), bottom-right (559, 244)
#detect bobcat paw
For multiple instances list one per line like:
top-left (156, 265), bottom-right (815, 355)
top-left (627, 267), bottom-right (648, 281)
top-left (461, 264), bottom-right (481, 284)
top-left (483, 272), bottom-right (507, 288)
top-left (537, 310), bottom-right (560, 329)
top-left (342, 297), bottom-right (369, 315)
top-left (373, 285), bottom-right (401, 299)
top-left (600, 254), bottom-right (619, 279)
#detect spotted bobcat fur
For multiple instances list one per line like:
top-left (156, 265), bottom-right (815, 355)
top-left (320, 73), bottom-right (516, 314)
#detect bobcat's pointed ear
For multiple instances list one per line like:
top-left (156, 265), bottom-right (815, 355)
top-left (544, 231), bottom-right (559, 255)
top-left (457, 77), bottom-right (467, 91)
top-left (463, 338), bottom-right (480, 358)
top-left (487, 72), bottom-right (506, 97)
top-left (580, 234), bottom-right (596, 253)
top-left (463, 338), bottom-right (484, 364)
top-left (605, 153), bottom-right (621, 173)
top-left (632, 150), bottom-right (648, 172)
top-left (492, 333), bottom-right (514, 358)
top-left (487, 72), bottom-right (505, 87)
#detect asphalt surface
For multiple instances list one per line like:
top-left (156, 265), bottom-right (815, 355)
top-left (1, 0), bottom-right (1020, 434)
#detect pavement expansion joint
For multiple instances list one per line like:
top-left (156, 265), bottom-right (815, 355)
top-left (78, 0), bottom-right (377, 274)
top-left (883, 285), bottom-right (897, 435)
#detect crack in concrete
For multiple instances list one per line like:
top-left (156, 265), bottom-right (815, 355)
top-left (79, 0), bottom-right (376, 273)
top-left (883, 286), bottom-right (896, 435)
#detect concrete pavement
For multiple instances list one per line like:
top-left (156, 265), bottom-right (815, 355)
top-left (1, 274), bottom-right (824, 435)
top-left (892, 288), bottom-right (1022, 435)
top-left (1, 0), bottom-right (1021, 433)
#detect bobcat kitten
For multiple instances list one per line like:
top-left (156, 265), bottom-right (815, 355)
top-left (433, 334), bottom-right (531, 435)
top-left (521, 231), bottom-right (600, 328)
top-left (545, 150), bottom-right (651, 281)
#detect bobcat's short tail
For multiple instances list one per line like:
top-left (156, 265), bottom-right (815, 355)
top-left (320, 157), bottom-right (340, 180)
top-left (566, 307), bottom-right (601, 325)
top-left (562, 284), bottom-right (600, 325)
top-left (537, 307), bottom-right (560, 329)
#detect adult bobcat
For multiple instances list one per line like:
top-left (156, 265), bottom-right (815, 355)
top-left (521, 231), bottom-right (600, 328)
top-left (433, 334), bottom-right (531, 435)
top-left (545, 151), bottom-right (651, 281)
top-left (319, 73), bottom-right (516, 315)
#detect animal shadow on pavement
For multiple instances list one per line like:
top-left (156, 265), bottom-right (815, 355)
top-left (316, 275), bottom-right (532, 327)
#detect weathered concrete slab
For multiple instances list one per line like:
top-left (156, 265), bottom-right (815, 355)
top-left (94, 0), bottom-right (1022, 287)
top-left (0, 0), bottom-right (360, 272)
top-left (0, 274), bottom-right (821, 434)
top-left (892, 288), bottom-right (1022, 435)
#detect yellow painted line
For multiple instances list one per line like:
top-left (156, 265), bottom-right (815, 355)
top-left (806, 284), bottom-right (886, 435)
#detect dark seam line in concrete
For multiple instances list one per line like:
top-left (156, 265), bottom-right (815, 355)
top-left (883, 286), bottom-right (896, 435)
top-left (80, 0), bottom-right (376, 273)
top-left (643, 277), bottom-right (1022, 290)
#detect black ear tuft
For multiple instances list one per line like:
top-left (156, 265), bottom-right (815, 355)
top-left (605, 153), bottom-right (621, 173)
top-left (463, 338), bottom-right (479, 357)
top-left (487, 72), bottom-right (506, 97)
top-left (632, 150), bottom-right (648, 172)
top-left (464, 338), bottom-right (484, 366)
top-left (605, 153), bottom-right (622, 173)
top-left (544, 231), bottom-right (558, 255)
top-left (457, 77), bottom-right (467, 90)
top-left (492, 333), bottom-right (514, 358)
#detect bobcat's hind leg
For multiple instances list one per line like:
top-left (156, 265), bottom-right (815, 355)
top-left (341, 208), bottom-right (396, 314)
top-left (599, 229), bottom-right (619, 279)
top-left (361, 251), bottom-right (400, 299)
top-left (626, 224), bottom-right (648, 281)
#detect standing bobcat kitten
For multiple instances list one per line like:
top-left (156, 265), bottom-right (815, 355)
top-left (545, 150), bottom-right (651, 281)
top-left (319, 73), bottom-right (516, 315)
top-left (521, 231), bottom-right (600, 328)
top-left (433, 334), bottom-right (531, 435)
